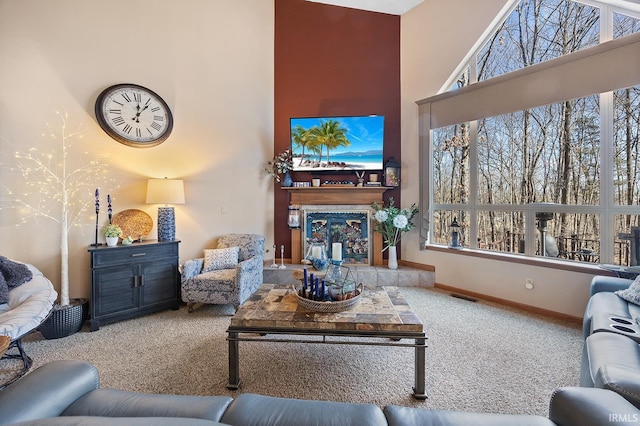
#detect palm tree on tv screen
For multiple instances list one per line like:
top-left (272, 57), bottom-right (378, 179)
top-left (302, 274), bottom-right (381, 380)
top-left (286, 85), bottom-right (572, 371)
top-left (292, 125), bottom-right (312, 167)
top-left (309, 119), bottom-right (350, 166)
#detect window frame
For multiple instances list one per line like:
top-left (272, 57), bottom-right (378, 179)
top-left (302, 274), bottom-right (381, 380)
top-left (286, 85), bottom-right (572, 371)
top-left (418, 1), bottom-right (640, 265)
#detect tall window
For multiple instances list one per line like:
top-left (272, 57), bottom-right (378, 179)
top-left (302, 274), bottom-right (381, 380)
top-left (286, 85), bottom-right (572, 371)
top-left (423, 0), bottom-right (640, 266)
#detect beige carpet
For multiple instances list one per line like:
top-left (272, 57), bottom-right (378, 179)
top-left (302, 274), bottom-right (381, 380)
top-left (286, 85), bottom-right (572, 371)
top-left (1, 286), bottom-right (582, 416)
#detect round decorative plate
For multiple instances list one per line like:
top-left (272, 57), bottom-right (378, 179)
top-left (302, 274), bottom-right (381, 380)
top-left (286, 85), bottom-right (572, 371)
top-left (112, 209), bottom-right (153, 240)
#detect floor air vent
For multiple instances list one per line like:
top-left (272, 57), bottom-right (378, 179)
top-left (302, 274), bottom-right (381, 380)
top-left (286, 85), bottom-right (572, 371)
top-left (450, 293), bottom-right (477, 302)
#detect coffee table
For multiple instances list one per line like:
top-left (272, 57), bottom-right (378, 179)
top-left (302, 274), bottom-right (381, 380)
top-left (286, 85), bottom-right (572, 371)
top-left (226, 284), bottom-right (427, 399)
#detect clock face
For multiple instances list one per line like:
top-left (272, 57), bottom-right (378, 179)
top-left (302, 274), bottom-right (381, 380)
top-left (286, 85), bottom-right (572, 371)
top-left (95, 84), bottom-right (173, 148)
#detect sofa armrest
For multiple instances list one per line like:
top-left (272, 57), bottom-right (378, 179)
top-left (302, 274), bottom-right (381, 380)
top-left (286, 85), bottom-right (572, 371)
top-left (0, 360), bottom-right (99, 425)
top-left (590, 275), bottom-right (633, 296)
top-left (63, 389), bottom-right (232, 422)
top-left (182, 258), bottom-right (204, 281)
top-left (595, 364), bottom-right (640, 409)
top-left (549, 387), bottom-right (640, 426)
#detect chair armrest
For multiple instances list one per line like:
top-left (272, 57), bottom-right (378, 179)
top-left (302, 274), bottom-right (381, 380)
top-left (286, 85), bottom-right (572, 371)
top-left (0, 360), bottom-right (100, 425)
top-left (182, 258), bottom-right (204, 281)
top-left (236, 255), bottom-right (262, 281)
top-left (549, 387), bottom-right (640, 426)
top-left (235, 255), bottom-right (264, 300)
top-left (590, 275), bottom-right (633, 296)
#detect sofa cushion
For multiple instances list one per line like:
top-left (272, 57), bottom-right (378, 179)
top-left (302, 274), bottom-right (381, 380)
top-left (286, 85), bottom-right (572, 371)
top-left (615, 274), bottom-right (640, 305)
top-left (203, 247), bottom-right (239, 273)
top-left (220, 393), bottom-right (387, 426)
top-left (383, 405), bottom-right (555, 426)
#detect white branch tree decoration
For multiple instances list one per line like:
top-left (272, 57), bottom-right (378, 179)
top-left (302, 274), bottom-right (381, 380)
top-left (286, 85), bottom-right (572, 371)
top-left (1, 110), bottom-right (113, 306)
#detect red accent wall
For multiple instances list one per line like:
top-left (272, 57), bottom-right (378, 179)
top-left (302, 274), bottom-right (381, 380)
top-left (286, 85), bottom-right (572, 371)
top-left (274, 0), bottom-right (401, 258)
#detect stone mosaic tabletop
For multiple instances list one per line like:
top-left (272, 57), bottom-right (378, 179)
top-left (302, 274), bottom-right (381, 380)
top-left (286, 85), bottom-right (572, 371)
top-left (230, 284), bottom-right (423, 333)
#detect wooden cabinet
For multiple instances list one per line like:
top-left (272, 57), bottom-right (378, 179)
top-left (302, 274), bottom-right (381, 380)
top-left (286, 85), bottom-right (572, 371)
top-left (88, 240), bottom-right (180, 331)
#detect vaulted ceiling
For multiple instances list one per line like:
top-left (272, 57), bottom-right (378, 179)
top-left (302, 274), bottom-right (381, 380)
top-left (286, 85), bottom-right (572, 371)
top-left (307, 0), bottom-right (640, 15)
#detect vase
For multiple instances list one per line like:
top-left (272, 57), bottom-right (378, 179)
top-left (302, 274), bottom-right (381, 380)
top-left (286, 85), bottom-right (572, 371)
top-left (282, 171), bottom-right (293, 187)
top-left (106, 236), bottom-right (118, 247)
top-left (387, 246), bottom-right (398, 270)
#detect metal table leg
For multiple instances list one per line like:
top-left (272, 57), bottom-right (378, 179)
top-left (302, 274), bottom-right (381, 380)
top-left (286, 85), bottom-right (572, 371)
top-left (413, 337), bottom-right (427, 400)
top-left (227, 331), bottom-right (240, 390)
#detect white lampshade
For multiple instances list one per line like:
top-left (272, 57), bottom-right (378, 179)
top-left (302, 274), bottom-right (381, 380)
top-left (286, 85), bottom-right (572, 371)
top-left (146, 178), bottom-right (185, 205)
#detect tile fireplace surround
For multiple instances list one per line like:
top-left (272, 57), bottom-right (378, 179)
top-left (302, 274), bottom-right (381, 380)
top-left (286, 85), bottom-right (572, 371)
top-left (284, 187), bottom-right (388, 265)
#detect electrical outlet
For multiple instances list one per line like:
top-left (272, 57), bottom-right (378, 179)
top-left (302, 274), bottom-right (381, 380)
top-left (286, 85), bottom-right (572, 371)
top-left (525, 278), bottom-right (534, 290)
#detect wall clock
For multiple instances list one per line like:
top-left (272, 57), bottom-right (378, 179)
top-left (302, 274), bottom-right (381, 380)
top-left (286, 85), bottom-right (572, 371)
top-left (95, 83), bottom-right (173, 148)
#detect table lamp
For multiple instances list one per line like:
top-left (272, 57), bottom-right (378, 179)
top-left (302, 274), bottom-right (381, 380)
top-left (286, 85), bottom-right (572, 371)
top-left (146, 178), bottom-right (185, 241)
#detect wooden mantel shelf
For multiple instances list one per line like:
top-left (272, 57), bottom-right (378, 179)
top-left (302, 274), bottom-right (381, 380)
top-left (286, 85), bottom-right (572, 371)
top-left (283, 186), bottom-right (391, 266)
top-left (283, 186), bottom-right (390, 205)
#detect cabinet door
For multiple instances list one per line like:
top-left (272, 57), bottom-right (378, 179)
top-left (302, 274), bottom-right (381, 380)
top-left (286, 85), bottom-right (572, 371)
top-left (92, 265), bottom-right (139, 317)
top-left (139, 261), bottom-right (178, 307)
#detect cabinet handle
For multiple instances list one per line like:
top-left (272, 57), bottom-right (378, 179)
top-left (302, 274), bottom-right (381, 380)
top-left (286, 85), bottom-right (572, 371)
top-left (139, 276), bottom-right (144, 286)
top-left (131, 253), bottom-right (146, 257)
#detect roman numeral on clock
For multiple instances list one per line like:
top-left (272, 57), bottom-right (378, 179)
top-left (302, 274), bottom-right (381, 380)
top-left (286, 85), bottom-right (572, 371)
top-left (123, 124), bottom-right (132, 134)
top-left (150, 122), bottom-right (162, 131)
top-left (112, 116), bottom-right (125, 126)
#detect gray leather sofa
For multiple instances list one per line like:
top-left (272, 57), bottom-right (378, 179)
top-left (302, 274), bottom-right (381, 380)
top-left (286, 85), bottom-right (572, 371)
top-left (0, 360), bottom-right (638, 425)
top-left (581, 274), bottom-right (640, 411)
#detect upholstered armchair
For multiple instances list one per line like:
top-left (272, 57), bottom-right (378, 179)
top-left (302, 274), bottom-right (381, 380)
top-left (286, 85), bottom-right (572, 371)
top-left (181, 234), bottom-right (265, 312)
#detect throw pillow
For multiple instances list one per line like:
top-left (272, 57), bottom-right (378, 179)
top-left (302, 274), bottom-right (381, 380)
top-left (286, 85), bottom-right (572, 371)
top-left (203, 247), bottom-right (240, 273)
top-left (615, 274), bottom-right (640, 305)
top-left (0, 274), bottom-right (8, 305)
top-left (0, 256), bottom-right (32, 289)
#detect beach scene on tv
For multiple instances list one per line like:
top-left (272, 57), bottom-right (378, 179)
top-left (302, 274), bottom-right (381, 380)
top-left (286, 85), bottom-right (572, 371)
top-left (290, 115), bottom-right (384, 171)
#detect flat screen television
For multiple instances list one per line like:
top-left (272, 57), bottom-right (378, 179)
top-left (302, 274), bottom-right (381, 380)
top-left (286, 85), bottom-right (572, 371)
top-left (289, 115), bottom-right (384, 172)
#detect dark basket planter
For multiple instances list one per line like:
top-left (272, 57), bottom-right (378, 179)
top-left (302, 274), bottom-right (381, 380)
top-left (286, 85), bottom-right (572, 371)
top-left (38, 298), bottom-right (89, 340)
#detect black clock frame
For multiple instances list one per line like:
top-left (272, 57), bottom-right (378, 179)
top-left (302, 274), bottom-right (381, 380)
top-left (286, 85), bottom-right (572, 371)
top-left (95, 83), bottom-right (174, 148)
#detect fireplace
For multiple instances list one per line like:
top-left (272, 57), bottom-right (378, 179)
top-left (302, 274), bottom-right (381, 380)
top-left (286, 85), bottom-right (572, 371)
top-left (304, 210), bottom-right (370, 265)
top-left (284, 186), bottom-right (388, 265)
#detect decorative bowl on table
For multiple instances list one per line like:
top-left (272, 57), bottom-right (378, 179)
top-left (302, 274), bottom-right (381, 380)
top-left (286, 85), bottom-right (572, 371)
top-left (292, 284), bottom-right (363, 313)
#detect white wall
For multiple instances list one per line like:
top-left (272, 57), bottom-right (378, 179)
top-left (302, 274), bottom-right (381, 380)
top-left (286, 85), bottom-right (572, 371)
top-left (0, 0), bottom-right (275, 300)
top-left (400, 0), bottom-right (594, 318)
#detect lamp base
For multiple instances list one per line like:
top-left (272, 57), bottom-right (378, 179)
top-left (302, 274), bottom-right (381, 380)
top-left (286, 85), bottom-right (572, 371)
top-left (157, 207), bottom-right (176, 241)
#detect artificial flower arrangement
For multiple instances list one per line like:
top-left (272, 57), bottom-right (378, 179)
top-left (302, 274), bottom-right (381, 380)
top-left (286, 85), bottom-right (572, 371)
top-left (103, 224), bottom-right (123, 238)
top-left (265, 149), bottom-right (293, 182)
top-left (371, 198), bottom-right (419, 251)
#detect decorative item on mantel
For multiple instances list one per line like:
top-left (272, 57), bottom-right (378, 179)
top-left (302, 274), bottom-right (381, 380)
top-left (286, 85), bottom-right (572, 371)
top-left (265, 149), bottom-right (293, 187)
top-left (371, 197), bottom-right (419, 270)
top-left (384, 157), bottom-right (401, 187)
